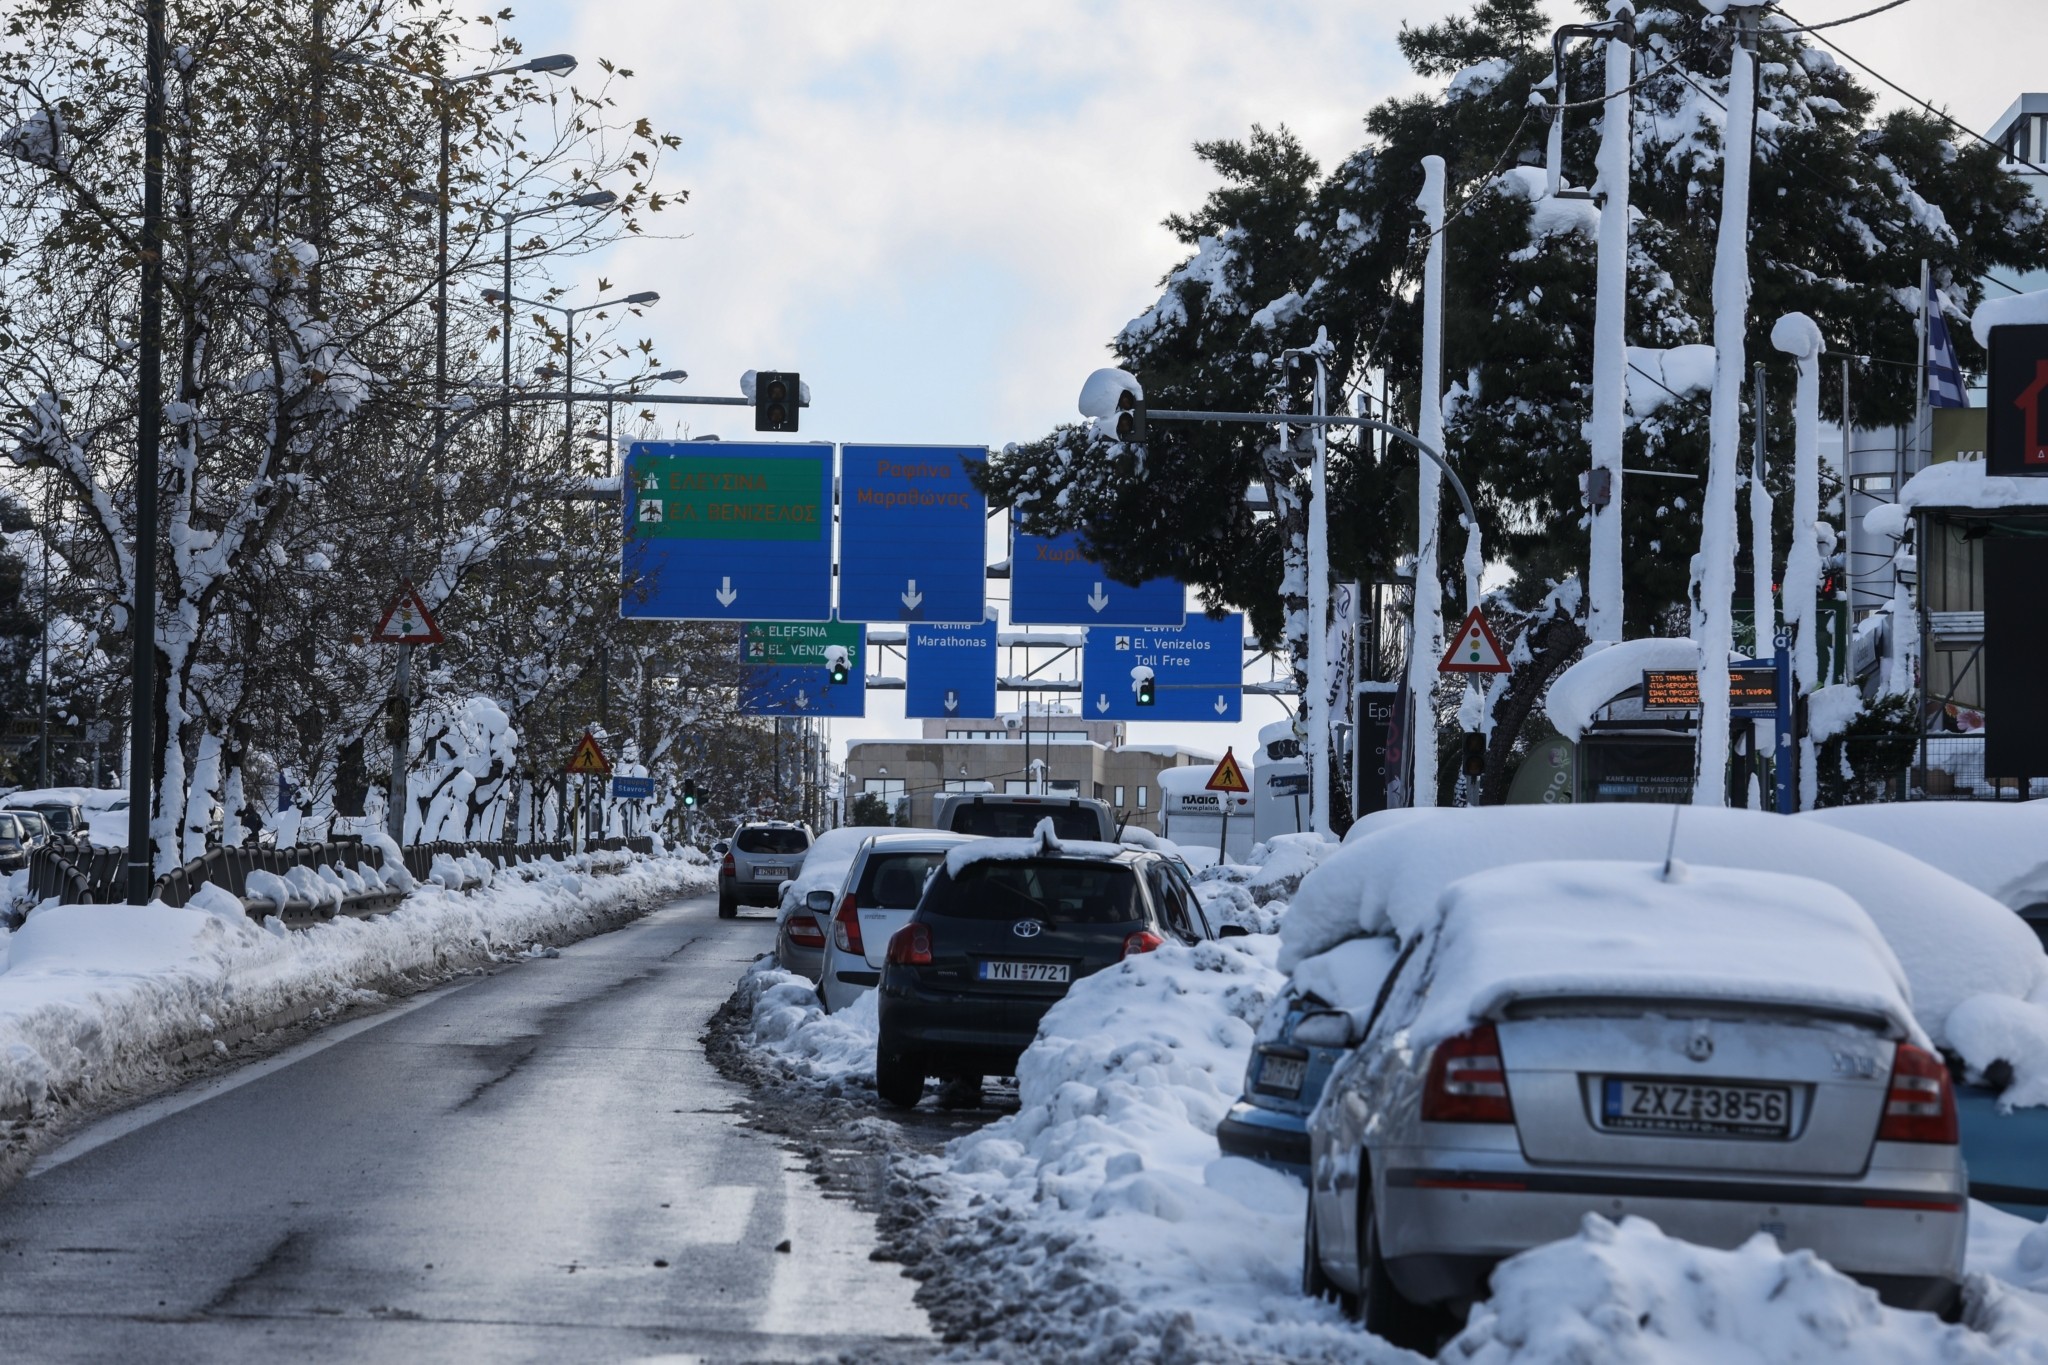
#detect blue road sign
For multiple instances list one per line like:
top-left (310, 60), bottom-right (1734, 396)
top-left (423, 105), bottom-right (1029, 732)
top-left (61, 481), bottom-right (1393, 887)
top-left (621, 440), bottom-right (834, 622)
top-left (610, 775), bottom-right (655, 800)
top-left (1081, 614), bottom-right (1244, 722)
top-left (1009, 520), bottom-right (1185, 627)
top-left (839, 445), bottom-right (987, 624)
top-left (738, 622), bottom-right (868, 718)
top-left (905, 621), bottom-right (998, 719)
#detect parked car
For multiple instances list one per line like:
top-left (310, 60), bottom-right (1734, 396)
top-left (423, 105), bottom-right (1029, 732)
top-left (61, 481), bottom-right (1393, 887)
top-left (932, 792), bottom-right (1113, 842)
top-left (8, 808), bottom-right (51, 849)
top-left (1304, 860), bottom-right (1966, 1349)
top-left (876, 834), bottom-right (1230, 1107)
top-left (1232, 805), bottom-right (2048, 1224)
top-left (813, 831), bottom-right (973, 1013)
top-left (770, 826), bottom-right (885, 981)
top-left (0, 813), bottom-right (27, 873)
top-left (717, 821), bottom-right (813, 920)
top-left (2, 797), bottom-right (84, 840)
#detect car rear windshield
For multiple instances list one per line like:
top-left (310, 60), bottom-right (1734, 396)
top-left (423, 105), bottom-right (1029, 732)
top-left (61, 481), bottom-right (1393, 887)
top-left (736, 827), bottom-right (809, 855)
top-left (948, 803), bottom-right (1100, 841)
top-left (856, 851), bottom-right (947, 908)
top-left (35, 806), bottom-right (77, 832)
top-left (926, 859), bottom-right (1140, 925)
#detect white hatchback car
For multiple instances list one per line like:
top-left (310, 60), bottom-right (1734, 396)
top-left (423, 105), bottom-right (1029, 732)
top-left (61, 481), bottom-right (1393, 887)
top-left (811, 831), bottom-right (974, 1013)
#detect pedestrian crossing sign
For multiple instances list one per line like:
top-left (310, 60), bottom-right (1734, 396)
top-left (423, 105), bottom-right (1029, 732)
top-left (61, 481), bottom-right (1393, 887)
top-left (1205, 747), bottom-right (1250, 794)
top-left (1437, 607), bottom-right (1511, 675)
top-left (565, 732), bottom-right (611, 776)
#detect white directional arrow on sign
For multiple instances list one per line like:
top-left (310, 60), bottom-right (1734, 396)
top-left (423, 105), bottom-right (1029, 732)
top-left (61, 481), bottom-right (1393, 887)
top-left (1087, 582), bottom-right (1110, 613)
top-left (902, 579), bottom-right (923, 611)
top-left (793, 689), bottom-right (810, 710)
top-left (1095, 693), bottom-right (1110, 715)
top-left (943, 690), bottom-right (959, 713)
top-left (1214, 696), bottom-right (1229, 715)
top-left (714, 576), bottom-right (738, 607)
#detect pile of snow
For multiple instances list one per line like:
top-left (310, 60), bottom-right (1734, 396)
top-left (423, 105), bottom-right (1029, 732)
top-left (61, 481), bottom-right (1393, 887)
top-left (1191, 832), bottom-right (1341, 935)
top-left (733, 959), bottom-right (881, 1086)
top-left (1801, 803), bottom-right (2048, 913)
top-left (1408, 862), bottom-right (1919, 1050)
top-left (0, 850), bottom-right (707, 1123)
top-left (1897, 459), bottom-right (2048, 515)
top-left (1971, 287), bottom-right (2048, 347)
top-left (923, 937), bottom-right (1379, 1361)
top-left (1624, 344), bottom-right (1716, 418)
top-left (1448, 1213), bottom-right (2046, 1365)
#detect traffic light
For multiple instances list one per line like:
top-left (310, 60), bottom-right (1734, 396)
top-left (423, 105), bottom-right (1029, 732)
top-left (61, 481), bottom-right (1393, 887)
top-left (1136, 675), bottom-right (1156, 707)
top-left (829, 655), bottom-right (850, 686)
top-left (1114, 386), bottom-right (1148, 443)
top-left (682, 778), bottom-right (699, 809)
top-left (1462, 731), bottom-right (1486, 778)
top-left (754, 370), bottom-right (800, 432)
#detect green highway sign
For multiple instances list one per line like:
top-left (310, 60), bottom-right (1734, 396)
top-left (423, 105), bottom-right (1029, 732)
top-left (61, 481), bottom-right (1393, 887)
top-left (622, 441), bottom-right (834, 621)
top-left (741, 620), bottom-right (864, 667)
top-left (631, 455), bottom-right (825, 542)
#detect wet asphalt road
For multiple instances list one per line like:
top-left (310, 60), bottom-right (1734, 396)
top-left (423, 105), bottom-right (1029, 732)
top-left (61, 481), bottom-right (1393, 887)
top-left (0, 892), bottom-right (931, 1363)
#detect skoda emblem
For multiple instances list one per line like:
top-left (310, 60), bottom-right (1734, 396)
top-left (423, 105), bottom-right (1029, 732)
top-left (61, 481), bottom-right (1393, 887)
top-left (1686, 1028), bottom-right (1715, 1063)
top-left (1012, 919), bottom-right (1045, 939)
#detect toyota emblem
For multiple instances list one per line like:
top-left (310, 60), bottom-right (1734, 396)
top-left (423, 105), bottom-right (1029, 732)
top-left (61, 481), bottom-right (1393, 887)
top-left (1012, 919), bottom-right (1045, 939)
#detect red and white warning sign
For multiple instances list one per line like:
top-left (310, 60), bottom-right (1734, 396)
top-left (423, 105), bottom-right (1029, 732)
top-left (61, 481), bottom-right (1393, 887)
top-left (1205, 747), bottom-right (1251, 794)
top-left (372, 580), bottom-right (443, 646)
top-left (1437, 606), bottom-right (1510, 675)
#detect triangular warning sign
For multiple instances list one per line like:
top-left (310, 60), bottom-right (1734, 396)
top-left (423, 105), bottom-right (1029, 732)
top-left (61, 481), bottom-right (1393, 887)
top-left (564, 732), bottom-right (612, 776)
top-left (1437, 607), bottom-right (1511, 675)
top-left (1205, 747), bottom-right (1251, 794)
top-left (372, 580), bottom-right (443, 646)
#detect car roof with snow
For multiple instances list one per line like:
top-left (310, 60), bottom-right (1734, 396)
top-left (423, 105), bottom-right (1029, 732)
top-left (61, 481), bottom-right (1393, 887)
top-left (1398, 861), bottom-right (1921, 1049)
top-left (1281, 805), bottom-right (2048, 1051)
top-left (853, 830), bottom-right (976, 852)
top-left (942, 829), bottom-right (1140, 879)
top-left (1798, 803), bottom-right (2048, 914)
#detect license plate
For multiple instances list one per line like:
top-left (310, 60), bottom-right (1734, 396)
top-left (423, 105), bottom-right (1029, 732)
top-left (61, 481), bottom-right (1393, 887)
top-left (977, 960), bottom-right (1071, 984)
top-left (753, 864), bottom-right (790, 880)
top-left (1256, 1053), bottom-right (1307, 1097)
top-left (1600, 1078), bottom-right (1792, 1137)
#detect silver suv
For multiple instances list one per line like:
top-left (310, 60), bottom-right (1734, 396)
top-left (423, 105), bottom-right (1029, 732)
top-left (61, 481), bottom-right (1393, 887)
top-left (717, 821), bottom-right (813, 919)
top-left (931, 793), bottom-right (1113, 842)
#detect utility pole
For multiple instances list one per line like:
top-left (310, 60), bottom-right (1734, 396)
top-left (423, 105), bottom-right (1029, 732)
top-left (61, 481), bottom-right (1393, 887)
top-left (1585, 5), bottom-right (1635, 644)
top-left (1774, 313), bottom-right (1825, 811)
top-left (1693, 6), bottom-right (1760, 806)
top-left (126, 0), bottom-right (166, 904)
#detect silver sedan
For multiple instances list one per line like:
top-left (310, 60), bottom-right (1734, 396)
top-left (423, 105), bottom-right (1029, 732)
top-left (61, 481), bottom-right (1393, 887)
top-left (1303, 862), bottom-right (1968, 1351)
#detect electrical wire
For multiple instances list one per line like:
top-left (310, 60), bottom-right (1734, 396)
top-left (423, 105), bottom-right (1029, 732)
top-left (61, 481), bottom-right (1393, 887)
top-left (1762, 0), bottom-right (1919, 34)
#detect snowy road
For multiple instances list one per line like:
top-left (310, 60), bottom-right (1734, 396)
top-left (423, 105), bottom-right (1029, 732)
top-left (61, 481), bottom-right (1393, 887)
top-left (0, 893), bottom-right (931, 1363)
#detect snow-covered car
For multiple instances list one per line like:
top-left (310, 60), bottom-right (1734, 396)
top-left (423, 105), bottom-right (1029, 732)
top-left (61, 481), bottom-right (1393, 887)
top-left (0, 813), bottom-right (28, 872)
top-left (813, 831), bottom-right (973, 1013)
top-left (1, 795), bottom-right (84, 840)
top-left (718, 821), bottom-right (812, 920)
top-left (7, 807), bottom-right (50, 849)
top-left (766, 825), bottom-right (872, 978)
top-left (875, 830), bottom-right (1223, 1107)
top-left (1236, 805), bottom-right (2048, 1222)
top-left (1304, 860), bottom-right (1967, 1349)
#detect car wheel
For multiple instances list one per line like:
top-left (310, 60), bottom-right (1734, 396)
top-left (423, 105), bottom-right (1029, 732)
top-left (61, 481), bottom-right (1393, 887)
top-left (717, 891), bottom-right (737, 919)
top-left (1358, 1187), bottom-right (1449, 1352)
top-left (874, 1049), bottom-right (926, 1109)
top-left (1301, 1194), bottom-right (1355, 1313)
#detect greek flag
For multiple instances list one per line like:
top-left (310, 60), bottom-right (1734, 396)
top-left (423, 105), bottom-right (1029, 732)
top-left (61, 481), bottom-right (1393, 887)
top-left (1926, 285), bottom-right (1966, 409)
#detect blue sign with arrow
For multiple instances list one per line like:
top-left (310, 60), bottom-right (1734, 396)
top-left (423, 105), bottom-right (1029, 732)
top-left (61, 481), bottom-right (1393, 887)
top-left (738, 622), bottom-right (868, 718)
top-left (839, 445), bottom-right (987, 624)
top-left (620, 440), bottom-right (834, 622)
top-left (905, 621), bottom-right (998, 720)
top-left (1081, 613), bottom-right (1244, 722)
top-left (1008, 520), bottom-right (1185, 627)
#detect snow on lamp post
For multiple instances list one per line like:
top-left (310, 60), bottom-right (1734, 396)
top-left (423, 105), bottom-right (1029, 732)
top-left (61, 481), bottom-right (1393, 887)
top-left (1582, 5), bottom-right (1636, 645)
top-left (1772, 312), bottom-right (1825, 811)
top-left (1407, 156), bottom-right (1450, 809)
top-left (1692, 2), bottom-right (1761, 806)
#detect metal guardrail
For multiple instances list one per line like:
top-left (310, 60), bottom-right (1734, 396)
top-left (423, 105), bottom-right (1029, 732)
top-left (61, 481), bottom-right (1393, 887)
top-left (24, 834), bottom-right (656, 926)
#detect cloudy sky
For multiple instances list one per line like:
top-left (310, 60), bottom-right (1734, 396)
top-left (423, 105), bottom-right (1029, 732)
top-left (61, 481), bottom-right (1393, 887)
top-left (512, 0), bottom-right (2043, 767)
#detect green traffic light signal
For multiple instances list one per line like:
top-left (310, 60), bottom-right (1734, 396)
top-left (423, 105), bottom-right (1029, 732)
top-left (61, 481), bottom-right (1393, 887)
top-left (1136, 676), bottom-right (1155, 706)
top-left (682, 778), bottom-right (699, 808)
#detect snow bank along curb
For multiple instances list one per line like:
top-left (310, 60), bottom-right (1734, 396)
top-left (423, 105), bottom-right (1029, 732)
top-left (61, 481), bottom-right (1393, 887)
top-left (0, 851), bottom-right (711, 1132)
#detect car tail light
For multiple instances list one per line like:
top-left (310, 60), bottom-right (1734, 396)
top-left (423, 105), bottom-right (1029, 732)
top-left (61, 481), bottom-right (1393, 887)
top-left (833, 895), bottom-right (864, 955)
top-left (1121, 930), bottom-right (1165, 958)
top-left (786, 917), bottom-right (825, 949)
top-left (886, 923), bottom-right (932, 966)
top-left (1421, 1023), bottom-right (1514, 1123)
top-left (720, 851), bottom-right (735, 878)
top-left (1876, 1043), bottom-right (1958, 1144)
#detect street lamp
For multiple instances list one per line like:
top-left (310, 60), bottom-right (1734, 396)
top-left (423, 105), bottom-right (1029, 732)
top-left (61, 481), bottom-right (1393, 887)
top-left (486, 191), bottom-right (617, 468)
top-left (481, 286), bottom-right (660, 472)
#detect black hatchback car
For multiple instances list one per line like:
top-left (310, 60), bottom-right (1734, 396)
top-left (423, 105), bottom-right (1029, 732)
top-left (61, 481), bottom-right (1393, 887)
top-left (874, 841), bottom-right (1229, 1107)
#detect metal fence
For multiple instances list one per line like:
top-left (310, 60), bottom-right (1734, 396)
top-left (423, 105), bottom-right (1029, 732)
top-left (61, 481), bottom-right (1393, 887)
top-left (1821, 733), bottom-right (2044, 805)
top-left (25, 834), bottom-right (657, 924)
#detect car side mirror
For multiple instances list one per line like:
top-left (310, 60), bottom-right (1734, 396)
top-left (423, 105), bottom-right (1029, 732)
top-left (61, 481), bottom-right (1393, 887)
top-left (805, 889), bottom-right (835, 913)
top-left (1292, 1009), bottom-right (1362, 1049)
top-left (712, 841), bottom-right (729, 856)
top-left (1218, 924), bottom-right (1250, 939)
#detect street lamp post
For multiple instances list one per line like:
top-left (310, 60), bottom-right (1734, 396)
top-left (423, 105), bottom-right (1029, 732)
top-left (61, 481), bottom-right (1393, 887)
top-left (489, 193), bottom-right (618, 467)
top-left (484, 286), bottom-right (660, 473)
top-left (126, 0), bottom-right (166, 903)
top-left (1078, 371), bottom-right (1481, 834)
